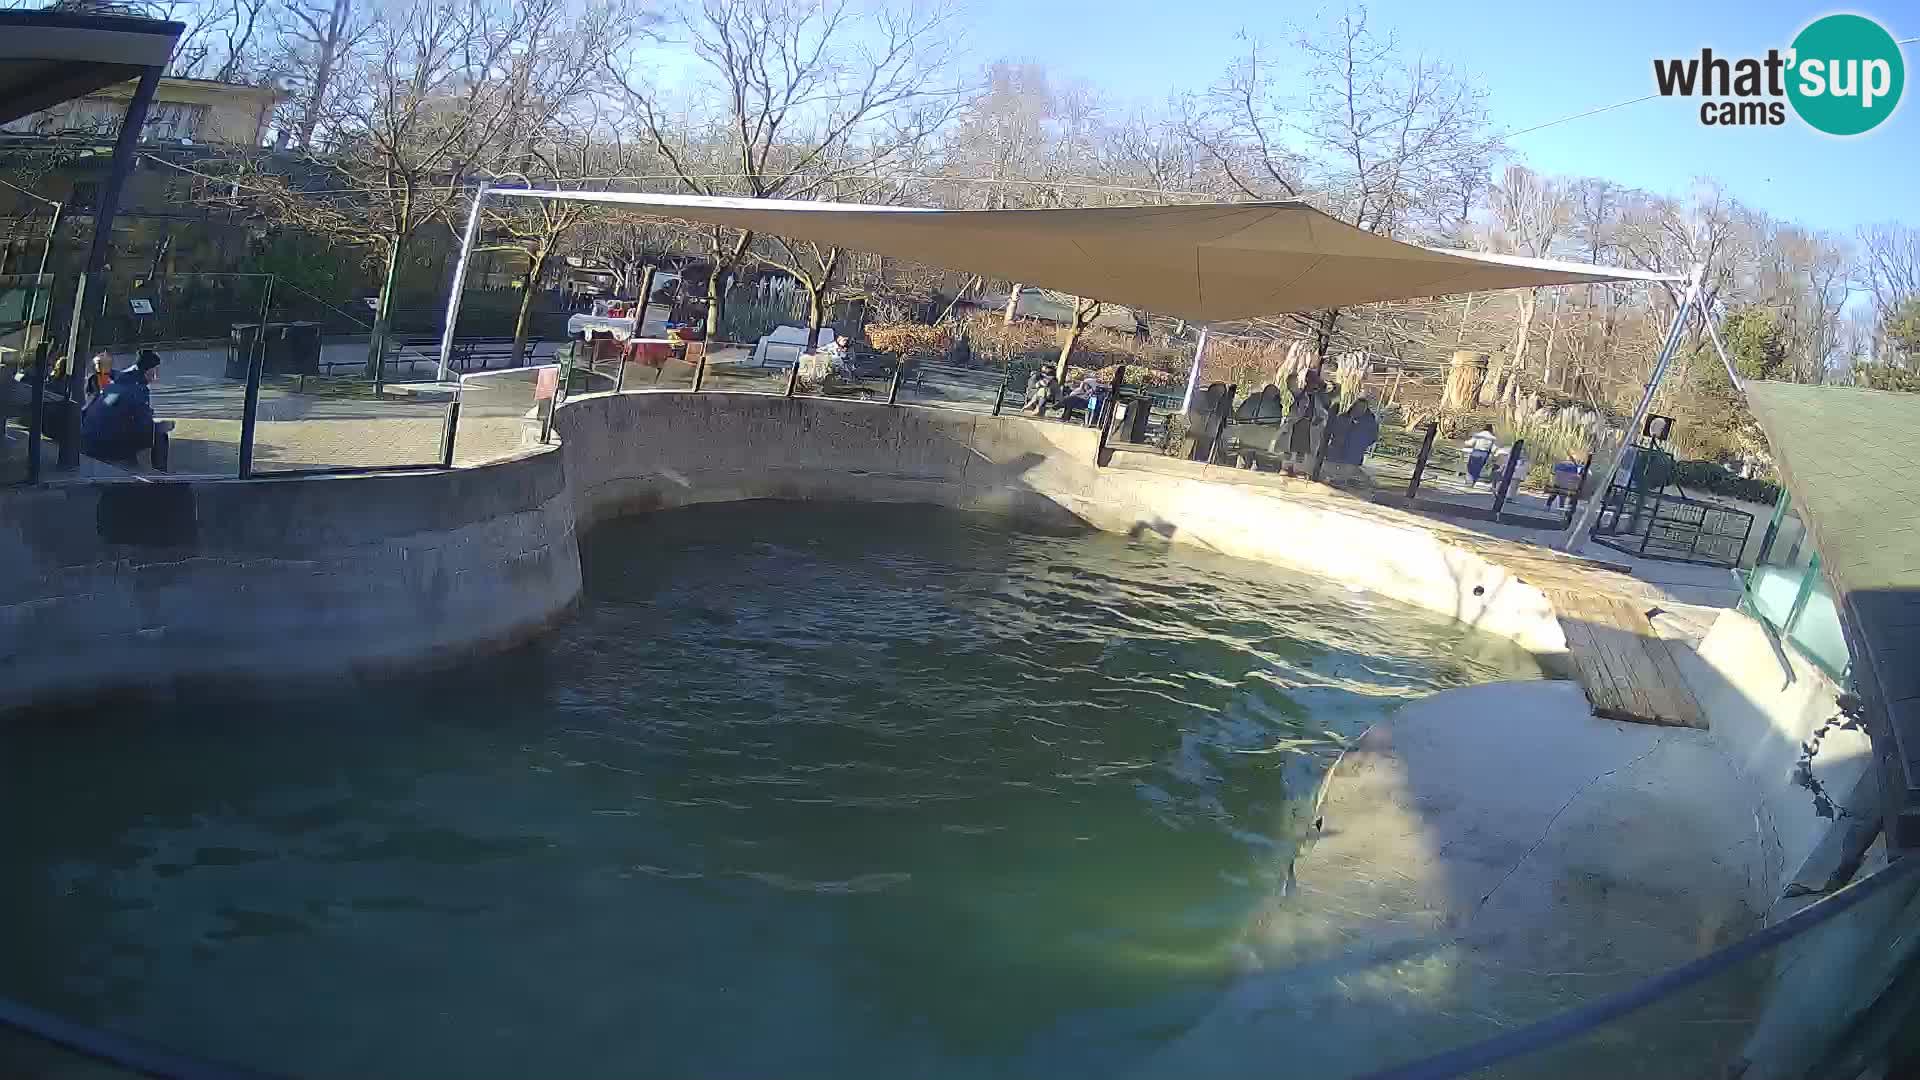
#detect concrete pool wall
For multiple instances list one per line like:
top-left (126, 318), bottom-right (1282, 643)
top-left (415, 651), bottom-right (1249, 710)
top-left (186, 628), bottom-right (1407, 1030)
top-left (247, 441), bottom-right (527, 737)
top-left (555, 391), bottom-right (1570, 657)
top-left (4, 390), bottom-right (1571, 710)
top-left (0, 448), bottom-right (579, 713)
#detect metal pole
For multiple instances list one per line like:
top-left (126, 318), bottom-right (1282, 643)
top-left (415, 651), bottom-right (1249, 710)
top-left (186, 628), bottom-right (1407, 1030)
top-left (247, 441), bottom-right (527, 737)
top-left (438, 183), bottom-right (489, 384)
top-left (690, 348), bottom-right (707, 393)
top-left (1408, 420), bottom-right (1438, 499)
top-left (785, 359), bottom-right (799, 398)
top-left (1181, 326), bottom-right (1209, 413)
top-left (1096, 366), bottom-right (1126, 463)
top-left (1565, 453), bottom-right (1593, 528)
top-left (1204, 382), bottom-right (1236, 465)
top-left (1563, 264), bottom-right (1703, 553)
top-left (887, 363), bottom-right (903, 405)
top-left (1309, 414), bottom-right (1336, 482)
top-left (237, 277), bottom-right (273, 478)
top-left (1492, 438), bottom-right (1524, 518)
top-left (23, 205), bottom-right (59, 483)
top-left (991, 368), bottom-right (1010, 416)
top-left (27, 200), bottom-right (60, 357)
top-left (439, 399), bottom-right (461, 468)
top-left (636, 265), bottom-right (657, 328)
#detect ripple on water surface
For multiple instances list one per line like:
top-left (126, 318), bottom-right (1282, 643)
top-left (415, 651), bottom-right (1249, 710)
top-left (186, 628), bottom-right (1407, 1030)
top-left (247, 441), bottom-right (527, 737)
top-left (0, 502), bottom-right (1541, 1078)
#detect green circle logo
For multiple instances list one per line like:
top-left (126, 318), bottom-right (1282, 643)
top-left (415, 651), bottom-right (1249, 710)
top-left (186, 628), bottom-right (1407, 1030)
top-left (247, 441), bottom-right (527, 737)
top-left (1787, 14), bottom-right (1904, 136)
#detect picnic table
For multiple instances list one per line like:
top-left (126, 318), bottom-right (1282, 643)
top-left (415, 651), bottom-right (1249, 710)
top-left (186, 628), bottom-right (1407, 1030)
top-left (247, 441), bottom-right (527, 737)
top-left (567, 312), bottom-right (640, 340)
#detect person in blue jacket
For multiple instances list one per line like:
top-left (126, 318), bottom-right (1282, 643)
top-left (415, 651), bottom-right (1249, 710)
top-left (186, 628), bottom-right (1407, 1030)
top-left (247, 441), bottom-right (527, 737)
top-left (1324, 396), bottom-right (1381, 486)
top-left (80, 350), bottom-right (169, 471)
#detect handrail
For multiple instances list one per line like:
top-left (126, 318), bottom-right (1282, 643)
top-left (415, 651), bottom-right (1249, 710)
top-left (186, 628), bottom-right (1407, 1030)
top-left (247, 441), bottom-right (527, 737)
top-left (1359, 853), bottom-right (1920, 1080)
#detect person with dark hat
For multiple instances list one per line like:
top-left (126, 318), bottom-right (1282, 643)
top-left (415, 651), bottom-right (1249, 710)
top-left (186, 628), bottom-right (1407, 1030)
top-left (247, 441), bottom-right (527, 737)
top-left (80, 349), bottom-right (170, 471)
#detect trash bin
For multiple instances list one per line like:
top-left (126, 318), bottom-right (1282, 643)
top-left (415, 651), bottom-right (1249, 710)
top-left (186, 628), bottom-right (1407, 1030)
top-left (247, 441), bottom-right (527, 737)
top-left (282, 321), bottom-right (321, 375)
top-left (227, 323), bottom-right (262, 380)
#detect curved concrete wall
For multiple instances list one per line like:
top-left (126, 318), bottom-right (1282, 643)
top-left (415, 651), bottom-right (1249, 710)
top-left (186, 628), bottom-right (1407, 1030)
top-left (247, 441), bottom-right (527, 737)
top-left (555, 391), bottom-right (1567, 656)
top-left (0, 448), bottom-right (579, 712)
top-left (2, 390), bottom-right (1565, 714)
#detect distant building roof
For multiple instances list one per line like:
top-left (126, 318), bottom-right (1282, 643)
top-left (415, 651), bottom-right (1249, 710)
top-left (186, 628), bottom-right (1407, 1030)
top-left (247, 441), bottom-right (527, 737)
top-left (1745, 381), bottom-right (1920, 852)
top-left (0, 9), bottom-right (183, 127)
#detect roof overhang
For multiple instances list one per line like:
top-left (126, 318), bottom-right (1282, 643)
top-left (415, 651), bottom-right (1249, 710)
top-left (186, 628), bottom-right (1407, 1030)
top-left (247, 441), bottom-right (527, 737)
top-left (1746, 380), bottom-right (1920, 854)
top-left (0, 10), bottom-right (184, 128)
top-left (489, 189), bottom-right (1682, 323)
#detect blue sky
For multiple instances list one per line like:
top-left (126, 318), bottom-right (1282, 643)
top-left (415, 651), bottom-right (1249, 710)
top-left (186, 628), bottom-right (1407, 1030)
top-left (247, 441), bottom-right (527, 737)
top-left (964, 0), bottom-right (1914, 234)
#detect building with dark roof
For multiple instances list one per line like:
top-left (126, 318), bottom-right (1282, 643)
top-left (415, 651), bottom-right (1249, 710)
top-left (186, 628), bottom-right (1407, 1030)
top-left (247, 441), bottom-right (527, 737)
top-left (1744, 381), bottom-right (1920, 854)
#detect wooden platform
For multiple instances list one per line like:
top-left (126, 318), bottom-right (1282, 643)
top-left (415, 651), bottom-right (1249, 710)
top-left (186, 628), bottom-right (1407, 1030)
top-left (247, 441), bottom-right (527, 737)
top-left (1547, 589), bottom-right (1706, 729)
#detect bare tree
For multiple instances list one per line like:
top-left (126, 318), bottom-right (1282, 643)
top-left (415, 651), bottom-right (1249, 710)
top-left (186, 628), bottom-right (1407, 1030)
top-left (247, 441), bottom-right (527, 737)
top-left (230, 0), bottom-right (610, 375)
top-left (1480, 165), bottom-right (1570, 403)
top-left (1055, 294), bottom-right (1101, 381)
top-left (1859, 222), bottom-right (1920, 358)
top-left (280, 0), bottom-right (363, 150)
top-left (1188, 8), bottom-right (1497, 356)
top-left (608, 0), bottom-right (965, 338)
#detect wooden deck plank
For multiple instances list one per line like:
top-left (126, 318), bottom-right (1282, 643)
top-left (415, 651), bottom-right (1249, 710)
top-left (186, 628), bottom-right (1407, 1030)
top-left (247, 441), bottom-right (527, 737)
top-left (1568, 593), bottom-right (1652, 720)
top-left (1602, 596), bottom-right (1703, 728)
top-left (1549, 590), bottom-right (1704, 729)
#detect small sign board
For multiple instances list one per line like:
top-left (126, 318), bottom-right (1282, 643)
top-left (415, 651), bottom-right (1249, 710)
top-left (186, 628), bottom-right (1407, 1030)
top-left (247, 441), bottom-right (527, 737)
top-left (534, 366), bottom-right (558, 402)
top-left (128, 298), bottom-right (154, 315)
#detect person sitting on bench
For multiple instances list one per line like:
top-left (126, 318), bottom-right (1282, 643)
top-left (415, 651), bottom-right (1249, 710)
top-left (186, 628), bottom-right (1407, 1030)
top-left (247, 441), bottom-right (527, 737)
top-left (81, 350), bottom-right (170, 471)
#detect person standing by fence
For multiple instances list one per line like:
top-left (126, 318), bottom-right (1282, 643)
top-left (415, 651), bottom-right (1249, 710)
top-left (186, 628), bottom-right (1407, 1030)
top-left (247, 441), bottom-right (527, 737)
top-left (1463, 424), bottom-right (1498, 486)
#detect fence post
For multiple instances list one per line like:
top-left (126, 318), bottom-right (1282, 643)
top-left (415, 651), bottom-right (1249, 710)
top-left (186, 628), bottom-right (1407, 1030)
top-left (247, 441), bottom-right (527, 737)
top-left (887, 362), bottom-right (903, 405)
top-left (1491, 437), bottom-right (1524, 518)
top-left (1564, 453), bottom-right (1594, 528)
top-left (1309, 411), bottom-right (1337, 482)
top-left (1096, 366), bottom-right (1127, 464)
top-left (237, 277), bottom-right (273, 479)
top-left (613, 342), bottom-right (628, 393)
top-left (540, 345), bottom-right (571, 445)
top-left (992, 368), bottom-right (1010, 416)
top-left (1205, 383), bottom-right (1237, 465)
top-left (1407, 420), bottom-right (1439, 499)
top-left (439, 397), bottom-right (461, 469)
top-left (690, 347), bottom-right (708, 393)
top-left (785, 360), bottom-right (800, 398)
top-left (24, 330), bottom-right (48, 483)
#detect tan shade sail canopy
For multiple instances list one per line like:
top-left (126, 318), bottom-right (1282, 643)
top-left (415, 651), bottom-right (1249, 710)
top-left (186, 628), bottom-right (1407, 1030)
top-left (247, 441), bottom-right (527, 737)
top-left (496, 189), bottom-right (1679, 322)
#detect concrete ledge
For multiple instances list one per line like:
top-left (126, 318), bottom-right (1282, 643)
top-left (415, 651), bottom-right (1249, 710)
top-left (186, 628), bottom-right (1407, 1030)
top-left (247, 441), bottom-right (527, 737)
top-left (1140, 680), bottom-right (1763, 1077)
top-left (0, 446), bottom-right (579, 713)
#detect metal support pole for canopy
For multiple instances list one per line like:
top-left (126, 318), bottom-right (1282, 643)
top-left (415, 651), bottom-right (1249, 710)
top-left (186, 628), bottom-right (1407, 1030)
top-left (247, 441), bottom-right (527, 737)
top-left (1562, 263), bottom-right (1705, 554)
top-left (1181, 327), bottom-right (1209, 413)
top-left (438, 183), bottom-right (490, 385)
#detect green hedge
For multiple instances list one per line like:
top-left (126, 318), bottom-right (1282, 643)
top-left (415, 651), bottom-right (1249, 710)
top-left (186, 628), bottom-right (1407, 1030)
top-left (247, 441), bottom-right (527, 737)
top-left (1673, 459), bottom-right (1781, 505)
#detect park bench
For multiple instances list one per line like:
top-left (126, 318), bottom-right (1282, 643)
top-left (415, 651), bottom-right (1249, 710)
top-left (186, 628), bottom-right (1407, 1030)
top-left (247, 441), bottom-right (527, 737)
top-left (319, 336), bottom-right (542, 375)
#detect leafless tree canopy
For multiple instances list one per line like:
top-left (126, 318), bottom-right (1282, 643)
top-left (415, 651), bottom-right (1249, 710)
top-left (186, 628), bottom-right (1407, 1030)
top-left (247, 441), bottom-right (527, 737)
top-left (26, 0), bottom-right (1907, 432)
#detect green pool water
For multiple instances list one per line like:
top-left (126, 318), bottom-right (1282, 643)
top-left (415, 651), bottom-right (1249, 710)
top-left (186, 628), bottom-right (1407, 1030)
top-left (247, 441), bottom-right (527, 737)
top-left (0, 502), bottom-right (1542, 1078)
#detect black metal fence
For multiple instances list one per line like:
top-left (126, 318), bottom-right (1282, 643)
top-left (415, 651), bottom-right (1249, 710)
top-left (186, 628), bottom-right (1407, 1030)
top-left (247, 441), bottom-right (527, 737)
top-left (1591, 483), bottom-right (1755, 567)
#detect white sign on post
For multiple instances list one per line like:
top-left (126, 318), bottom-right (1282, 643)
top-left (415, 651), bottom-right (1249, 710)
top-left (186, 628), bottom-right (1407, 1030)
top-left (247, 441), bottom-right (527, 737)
top-left (128, 298), bottom-right (154, 315)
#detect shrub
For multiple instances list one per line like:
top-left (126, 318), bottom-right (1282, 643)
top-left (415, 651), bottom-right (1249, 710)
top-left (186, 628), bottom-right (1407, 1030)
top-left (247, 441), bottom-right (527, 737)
top-left (1497, 410), bottom-right (1601, 485)
top-left (719, 293), bottom-right (806, 345)
top-left (864, 321), bottom-right (955, 358)
top-left (1672, 459), bottom-right (1781, 505)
